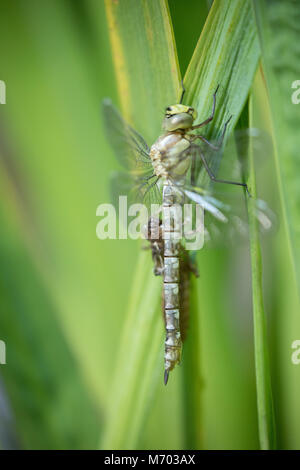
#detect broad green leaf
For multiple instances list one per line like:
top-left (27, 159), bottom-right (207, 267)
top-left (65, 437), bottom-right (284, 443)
top-left (103, 0), bottom-right (262, 450)
top-left (104, 0), bottom-right (181, 135)
top-left (182, 0), bottom-right (261, 448)
top-left (184, 0), bottom-right (260, 140)
top-left (100, 0), bottom-right (181, 449)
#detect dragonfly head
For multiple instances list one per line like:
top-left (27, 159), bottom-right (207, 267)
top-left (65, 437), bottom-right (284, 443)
top-left (163, 104), bottom-right (197, 132)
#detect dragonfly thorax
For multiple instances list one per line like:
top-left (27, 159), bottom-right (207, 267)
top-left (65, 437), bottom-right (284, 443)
top-left (150, 132), bottom-right (191, 181)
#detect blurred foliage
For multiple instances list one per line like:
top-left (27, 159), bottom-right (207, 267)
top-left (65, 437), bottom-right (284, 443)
top-left (0, 0), bottom-right (299, 450)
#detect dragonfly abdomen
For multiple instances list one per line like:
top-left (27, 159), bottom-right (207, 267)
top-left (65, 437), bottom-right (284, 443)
top-left (162, 183), bottom-right (183, 385)
top-left (179, 260), bottom-right (191, 343)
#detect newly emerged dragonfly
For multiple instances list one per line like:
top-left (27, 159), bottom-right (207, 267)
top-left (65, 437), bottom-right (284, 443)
top-left (102, 85), bottom-right (272, 384)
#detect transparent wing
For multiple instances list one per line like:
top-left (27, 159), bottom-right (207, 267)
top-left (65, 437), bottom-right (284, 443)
top-left (102, 99), bottom-right (162, 210)
top-left (181, 185), bottom-right (275, 248)
top-left (191, 127), bottom-right (272, 192)
top-left (102, 98), bottom-right (152, 169)
top-left (171, 126), bottom-right (274, 247)
top-left (110, 171), bottom-right (162, 212)
top-left (203, 198), bottom-right (275, 248)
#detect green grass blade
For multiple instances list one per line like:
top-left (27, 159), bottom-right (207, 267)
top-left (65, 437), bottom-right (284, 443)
top-left (100, 0), bottom-right (181, 449)
top-left (248, 110), bottom-right (276, 450)
top-left (236, 100), bottom-right (276, 450)
top-left (181, 0), bottom-right (260, 449)
top-left (252, 1), bottom-right (300, 448)
top-left (104, 0), bottom-right (180, 129)
top-left (253, 0), bottom-right (300, 297)
top-left (184, 0), bottom-right (260, 139)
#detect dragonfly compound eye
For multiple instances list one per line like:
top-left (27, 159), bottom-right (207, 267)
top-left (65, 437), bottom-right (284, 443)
top-left (188, 107), bottom-right (197, 120)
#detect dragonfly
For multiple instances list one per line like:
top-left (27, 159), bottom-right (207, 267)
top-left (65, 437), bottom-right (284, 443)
top-left (102, 85), bottom-right (272, 384)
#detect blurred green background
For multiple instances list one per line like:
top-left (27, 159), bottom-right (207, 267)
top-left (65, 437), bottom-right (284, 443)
top-left (0, 0), bottom-right (299, 450)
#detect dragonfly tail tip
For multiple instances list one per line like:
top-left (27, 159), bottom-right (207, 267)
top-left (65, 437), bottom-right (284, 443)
top-left (164, 370), bottom-right (169, 386)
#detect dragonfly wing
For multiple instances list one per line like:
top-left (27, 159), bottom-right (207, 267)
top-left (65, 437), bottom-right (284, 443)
top-left (191, 128), bottom-right (272, 192)
top-left (102, 98), bottom-right (152, 169)
top-left (103, 99), bottom-right (162, 212)
top-left (184, 189), bottom-right (229, 223)
top-left (110, 170), bottom-right (162, 213)
top-left (177, 126), bottom-right (274, 247)
top-left (182, 184), bottom-right (274, 248)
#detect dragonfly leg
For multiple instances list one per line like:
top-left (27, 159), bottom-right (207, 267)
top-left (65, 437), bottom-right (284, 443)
top-left (189, 114), bottom-right (232, 150)
top-left (152, 242), bottom-right (164, 276)
top-left (193, 134), bottom-right (219, 150)
top-left (214, 114), bottom-right (233, 149)
top-left (199, 150), bottom-right (251, 196)
top-left (154, 265), bottom-right (164, 276)
top-left (191, 85), bottom-right (219, 130)
top-left (179, 79), bottom-right (185, 104)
